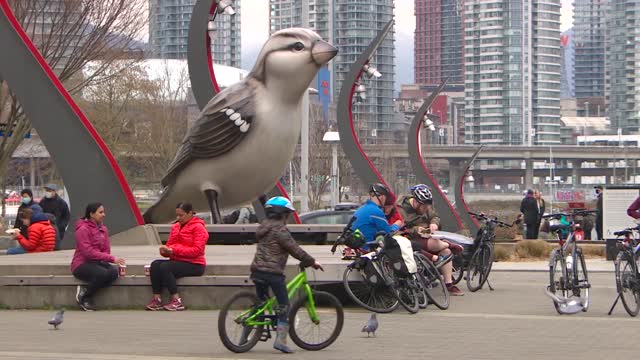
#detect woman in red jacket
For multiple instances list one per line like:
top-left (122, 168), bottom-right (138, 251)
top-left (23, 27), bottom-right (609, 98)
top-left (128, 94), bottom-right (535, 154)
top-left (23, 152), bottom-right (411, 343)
top-left (146, 202), bottom-right (209, 311)
top-left (7, 208), bottom-right (56, 255)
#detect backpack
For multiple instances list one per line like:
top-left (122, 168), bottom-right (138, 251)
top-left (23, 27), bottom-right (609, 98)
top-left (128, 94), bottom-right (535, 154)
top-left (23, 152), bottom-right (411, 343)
top-left (356, 255), bottom-right (385, 288)
top-left (381, 235), bottom-right (417, 277)
top-left (223, 210), bottom-right (240, 224)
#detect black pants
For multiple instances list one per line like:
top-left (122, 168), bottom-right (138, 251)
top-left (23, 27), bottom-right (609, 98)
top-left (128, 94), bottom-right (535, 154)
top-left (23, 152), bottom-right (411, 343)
top-left (73, 262), bottom-right (119, 300)
top-left (251, 270), bottom-right (289, 322)
top-left (150, 260), bottom-right (205, 295)
top-left (526, 222), bottom-right (539, 239)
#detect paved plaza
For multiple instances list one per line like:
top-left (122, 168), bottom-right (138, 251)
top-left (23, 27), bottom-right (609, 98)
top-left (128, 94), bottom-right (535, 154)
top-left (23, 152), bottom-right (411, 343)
top-left (0, 271), bottom-right (637, 360)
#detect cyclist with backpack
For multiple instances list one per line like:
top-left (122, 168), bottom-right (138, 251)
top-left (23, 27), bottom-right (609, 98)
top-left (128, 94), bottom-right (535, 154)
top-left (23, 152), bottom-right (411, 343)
top-left (397, 184), bottom-right (464, 296)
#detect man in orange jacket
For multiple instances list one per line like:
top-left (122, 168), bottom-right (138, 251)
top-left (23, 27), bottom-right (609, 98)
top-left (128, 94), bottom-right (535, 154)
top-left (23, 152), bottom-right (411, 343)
top-left (7, 207), bottom-right (56, 255)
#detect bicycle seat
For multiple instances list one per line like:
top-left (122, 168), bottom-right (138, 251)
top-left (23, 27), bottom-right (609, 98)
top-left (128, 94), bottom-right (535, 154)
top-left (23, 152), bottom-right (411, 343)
top-left (614, 229), bottom-right (633, 237)
top-left (549, 224), bottom-right (569, 234)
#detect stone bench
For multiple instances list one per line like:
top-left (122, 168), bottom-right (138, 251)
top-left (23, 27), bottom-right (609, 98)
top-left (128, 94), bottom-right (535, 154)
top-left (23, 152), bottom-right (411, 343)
top-left (0, 274), bottom-right (253, 309)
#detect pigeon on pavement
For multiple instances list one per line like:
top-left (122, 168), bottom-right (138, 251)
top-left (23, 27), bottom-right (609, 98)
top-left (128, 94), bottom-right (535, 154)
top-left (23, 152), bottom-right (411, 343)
top-left (48, 309), bottom-right (64, 330)
top-left (361, 313), bottom-right (378, 337)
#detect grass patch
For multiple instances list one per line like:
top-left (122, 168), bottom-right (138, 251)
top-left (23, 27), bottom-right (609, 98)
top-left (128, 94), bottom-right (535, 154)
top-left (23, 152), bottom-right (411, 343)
top-left (493, 245), bottom-right (512, 262)
top-left (514, 240), bottom-right (552, 259)
top-left (582, 244), bottom-right (605, 258)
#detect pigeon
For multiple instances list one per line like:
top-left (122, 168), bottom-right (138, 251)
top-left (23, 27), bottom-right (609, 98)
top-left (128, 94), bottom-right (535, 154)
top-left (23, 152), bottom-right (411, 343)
top-left (48, 309), bottom-right (64, 330)
top-left (361, 313), bottom-right (378, 337)
top-left (143, 28), bottom-right (338, 224)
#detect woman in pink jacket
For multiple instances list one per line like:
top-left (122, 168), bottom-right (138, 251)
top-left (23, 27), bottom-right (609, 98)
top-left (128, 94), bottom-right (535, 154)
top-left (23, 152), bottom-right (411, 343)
top-left (71, 203), bottom-right (126, 311)
top-left (146, 202), bottom-right (209, 311)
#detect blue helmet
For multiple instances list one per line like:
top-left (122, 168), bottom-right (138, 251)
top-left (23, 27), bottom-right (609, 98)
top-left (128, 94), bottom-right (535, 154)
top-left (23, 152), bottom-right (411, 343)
top-left (265, 196), bottom-right (296, 213)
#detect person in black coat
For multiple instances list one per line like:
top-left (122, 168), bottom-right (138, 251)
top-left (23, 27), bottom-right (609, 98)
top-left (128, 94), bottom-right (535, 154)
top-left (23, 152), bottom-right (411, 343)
top-left (520, 189), bottom-right (540, 239)
top-left (595, 185), bottom-right (603, 240)
top-left (39, 184), bottom-right (70, 250)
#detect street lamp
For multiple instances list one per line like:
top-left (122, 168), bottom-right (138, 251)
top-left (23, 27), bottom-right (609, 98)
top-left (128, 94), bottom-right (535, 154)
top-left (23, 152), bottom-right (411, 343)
top-left (323, 130), bottom-right (340, 208)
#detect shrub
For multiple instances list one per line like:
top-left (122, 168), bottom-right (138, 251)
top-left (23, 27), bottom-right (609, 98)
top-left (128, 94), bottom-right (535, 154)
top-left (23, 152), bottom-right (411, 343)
top-left (515, 240), bottom-right (551, 259)
top-left (493, 245), bottom-right (512, 262)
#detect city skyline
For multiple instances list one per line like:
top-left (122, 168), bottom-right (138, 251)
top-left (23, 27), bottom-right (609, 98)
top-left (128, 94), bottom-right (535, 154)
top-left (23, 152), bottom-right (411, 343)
top-left (239, 0), bottom-right (573, 89)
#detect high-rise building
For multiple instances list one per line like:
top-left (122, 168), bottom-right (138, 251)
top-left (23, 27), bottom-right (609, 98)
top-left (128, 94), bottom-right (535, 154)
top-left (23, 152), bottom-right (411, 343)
top-left (149, 0), bottom-right (241, 67)
top-left (560, 28), bottom-right (575, 98)
top-left (573, 0), bottom-right (605, 100)
top-left (414, 0), bottom-right (464, 85)
top-left (605, 0), bottom-right (640, 133)
top-left (464, 0), bottom-right (562, 145)
top-left (269, 0), bottom-right (395, 144)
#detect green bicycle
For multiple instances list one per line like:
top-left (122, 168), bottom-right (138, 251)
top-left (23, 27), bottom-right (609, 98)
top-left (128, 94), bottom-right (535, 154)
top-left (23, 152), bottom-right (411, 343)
top-left (218, 265), bottom-right (344, 353)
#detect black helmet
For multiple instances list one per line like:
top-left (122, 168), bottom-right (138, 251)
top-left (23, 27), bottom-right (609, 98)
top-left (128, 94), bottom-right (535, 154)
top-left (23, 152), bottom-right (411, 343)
top-left (369, 183), bottom-right (390, 197)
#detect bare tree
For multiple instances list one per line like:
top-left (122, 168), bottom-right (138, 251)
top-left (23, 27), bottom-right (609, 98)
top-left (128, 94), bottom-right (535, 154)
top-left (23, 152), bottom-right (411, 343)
top-left (78, 61), bottom-right (189, 189)
top-left (0, 0), bottom-right (146, 216)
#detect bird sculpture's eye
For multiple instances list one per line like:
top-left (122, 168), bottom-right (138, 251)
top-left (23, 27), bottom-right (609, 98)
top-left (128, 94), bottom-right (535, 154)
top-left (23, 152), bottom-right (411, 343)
top-left (291, 42), bottom-right (305, 51)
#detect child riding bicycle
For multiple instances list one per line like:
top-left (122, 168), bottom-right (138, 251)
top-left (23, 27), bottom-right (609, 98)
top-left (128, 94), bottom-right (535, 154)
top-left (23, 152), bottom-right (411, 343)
top-left (249, 196), bottom-right (323, 354)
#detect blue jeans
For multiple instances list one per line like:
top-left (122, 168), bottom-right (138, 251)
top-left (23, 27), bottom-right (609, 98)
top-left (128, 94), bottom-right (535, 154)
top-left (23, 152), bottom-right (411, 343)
top-left (6, 246), bottom-right (26, 255)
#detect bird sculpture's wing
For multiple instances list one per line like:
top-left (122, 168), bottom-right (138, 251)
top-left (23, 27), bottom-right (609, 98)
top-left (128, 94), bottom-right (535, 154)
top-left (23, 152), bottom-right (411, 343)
top-left (161, 81), bottom-right (257, 187)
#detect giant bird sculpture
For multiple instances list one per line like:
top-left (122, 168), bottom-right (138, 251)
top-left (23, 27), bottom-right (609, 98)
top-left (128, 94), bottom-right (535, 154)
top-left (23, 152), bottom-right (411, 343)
top-left (144, 28), bottom-right (337, 224)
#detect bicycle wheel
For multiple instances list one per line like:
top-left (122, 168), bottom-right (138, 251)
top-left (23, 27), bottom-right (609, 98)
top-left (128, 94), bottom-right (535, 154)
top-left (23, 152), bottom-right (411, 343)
top-left (451, 255), bottom-right (464, 285)
top-left (342, 265), bottom-right (399, 313)
top-left (415, 253), bottom-right (449, 310)
top-left (414, 271), bottom-right (429, 309)
top-left (379, 255), bottom-right (419, 314)
top-left (218, 291), bottom-right (264, 353)
top-left (573, 248), bottom-right (590, 312)
top-left (548, 249), bottom-right (568, 315)
top-left (616, 254), bottom-right (640, 316)
top-left (289, 291), bottom-right (344, 351)
top-left (467, 245), bottom-right (493, 292)
top-left (394, 276), bottom-right (420, 314)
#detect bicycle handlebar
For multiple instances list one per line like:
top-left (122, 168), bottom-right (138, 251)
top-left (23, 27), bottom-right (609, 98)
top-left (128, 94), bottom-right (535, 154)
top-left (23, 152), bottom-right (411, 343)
top-left (468, 212), bottom-right (513, 228)
top-left (542, 210), bottom-right (597, 220)
top-left (331, 216), bottom-right (358, 254)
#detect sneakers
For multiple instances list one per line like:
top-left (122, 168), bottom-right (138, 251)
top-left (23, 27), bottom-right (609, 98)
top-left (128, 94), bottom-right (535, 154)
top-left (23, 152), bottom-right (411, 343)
top-left (79, 299), bottom-right (95, 311)
top-left (447, 284), bottom-right (465, 296)
top-left (145, 297), bottom-right (163, 311)
top-left (163, 297), bottom-right (185, 311)
top-left (75, 285), bottom-right (87, 304)
top-left (75, 285), bottom-right (95, 311)
top-left (435, 253), bottom-right (453, 267)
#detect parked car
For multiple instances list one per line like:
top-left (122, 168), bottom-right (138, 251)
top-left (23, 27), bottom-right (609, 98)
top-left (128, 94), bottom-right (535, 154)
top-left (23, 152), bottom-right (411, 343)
top-left (299, 203), bottom-right (359, 225)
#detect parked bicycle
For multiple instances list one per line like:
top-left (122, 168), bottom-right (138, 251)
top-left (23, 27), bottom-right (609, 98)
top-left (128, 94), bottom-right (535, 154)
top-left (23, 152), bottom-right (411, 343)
top-left (435, 212), bottom-right (511, 292)
top-left (608, 225), bottom-right (640, 317)
top-left (331, 217), bottom-right (421, 314)
top-left (218, 264), bottom-right (344, 353)
top-left (544, 210), bottom-right (596, 314)
top-left (466, 212), bottom-right (512, 292)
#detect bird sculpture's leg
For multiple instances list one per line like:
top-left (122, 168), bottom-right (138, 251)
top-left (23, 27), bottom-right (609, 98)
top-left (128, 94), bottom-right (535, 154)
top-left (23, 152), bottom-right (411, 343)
top-left (204, 189), bottom-right (223, 224)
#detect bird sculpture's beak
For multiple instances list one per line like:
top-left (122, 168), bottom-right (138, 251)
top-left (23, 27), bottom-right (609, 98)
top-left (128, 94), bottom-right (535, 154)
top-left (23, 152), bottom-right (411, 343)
top-left (311, 40), bottom-right (338, 65)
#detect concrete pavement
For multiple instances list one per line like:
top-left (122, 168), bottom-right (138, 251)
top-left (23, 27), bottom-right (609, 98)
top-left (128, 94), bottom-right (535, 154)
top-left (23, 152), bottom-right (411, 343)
top-left (0, 272), bottom-right (636, 360)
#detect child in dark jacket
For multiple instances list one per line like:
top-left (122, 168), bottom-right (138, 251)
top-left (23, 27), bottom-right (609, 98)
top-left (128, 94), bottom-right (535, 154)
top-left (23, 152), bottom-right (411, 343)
top-left (249, 197), bottom-right (323, 354)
